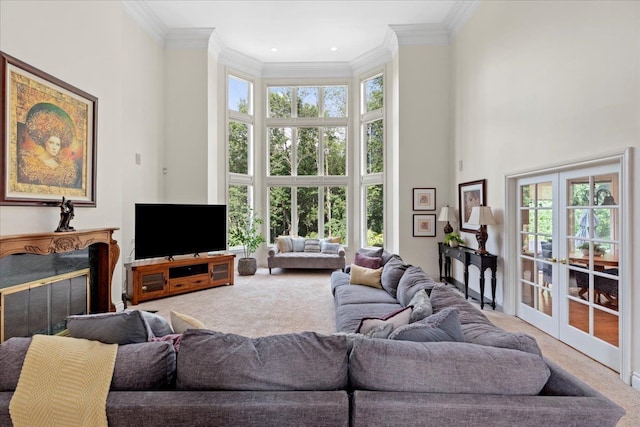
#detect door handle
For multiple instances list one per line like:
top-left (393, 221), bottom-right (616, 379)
top-left (559, 258), bottom-right (567, 264)
top-left (547, 257), bottom-right (557, 263)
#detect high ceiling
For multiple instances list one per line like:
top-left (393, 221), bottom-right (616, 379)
top-left (129, 0), bottom-right (475, 63)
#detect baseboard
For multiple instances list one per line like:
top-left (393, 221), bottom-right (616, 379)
top-left (442, 278), bottom-right (501, 311)
top-left (632, 372), bottom-right (640, 391)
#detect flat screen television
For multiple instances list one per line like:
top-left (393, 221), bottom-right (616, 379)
top-left (134, 203), bottom-right (227, 260)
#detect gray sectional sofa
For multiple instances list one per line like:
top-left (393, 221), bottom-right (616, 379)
top-left (0, 250), bottom-right (626, 427)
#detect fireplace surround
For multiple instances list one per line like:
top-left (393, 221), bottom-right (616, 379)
top-left (0, 228), bottom-right (119, 342)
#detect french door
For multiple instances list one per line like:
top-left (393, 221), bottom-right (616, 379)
top-left (517, 163), bottom-right (621, 371)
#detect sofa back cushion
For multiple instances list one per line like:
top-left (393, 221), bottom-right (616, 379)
top-left (67, 310), bottom-right (154, 344)
top-left (396, 265), bottom-right (438, 307)
top-left (380, 255), bottom-right (409, 298)
top-left (0, 337), bottom-right (176, 391)
top-left (430, 284), bottom-right (542, 355)
top-left (176, 329), bottom-right (349, 391)
top-left (348, 338), bottom-right (550, 395)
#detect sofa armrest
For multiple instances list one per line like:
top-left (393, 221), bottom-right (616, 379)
top-left (268, 247), bottom-right (279, 257)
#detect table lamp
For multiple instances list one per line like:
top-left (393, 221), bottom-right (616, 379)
top-left (438, 205), bottom-right (455, 234)
top-left (467, 206), bottom-right (496, 254)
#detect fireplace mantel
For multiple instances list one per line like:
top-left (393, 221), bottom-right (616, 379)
top-left (0, 228), bottom-right (120, 312)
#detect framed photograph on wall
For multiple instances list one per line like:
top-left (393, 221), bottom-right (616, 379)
top-left (412, 188), bottom-right (436, 211)
top-left (458, 179), bottom-right (486, 232)
top-left (1, 51), bottom-right (98, 206)
top-left (413, 214), bottom-right (436, 237)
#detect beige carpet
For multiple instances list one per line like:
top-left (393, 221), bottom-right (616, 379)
top-left (132, 268), bottom-right (640, 425)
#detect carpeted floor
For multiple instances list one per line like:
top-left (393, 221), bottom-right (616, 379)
top-left (132, 267), bottom-right (640, 425)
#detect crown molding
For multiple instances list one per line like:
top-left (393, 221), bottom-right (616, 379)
top-left (165, 28), bottom-right (215, 50)
top-left (121, 0), bottom-right (166, 46)
top-left (262, 62), bottom-right (354, 79)
top-left (389, 23), bottom-right (449, 45)
top-left (447, 0), bottom-right (480, 36)
top-left (217, 47), bottom-right (264, 77)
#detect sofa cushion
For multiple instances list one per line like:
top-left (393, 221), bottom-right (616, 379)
top-left (335, 302), bottom-right (404, 333)
top-left (396, 265), bottom-right (438, 307)
top-left (141, 311), bottom-right (174, 337)
top-left (389, 308), bottom-right (464, 343)
top-left (275, 236), bottom-right (293, 252)
top-left (354, 252), bottom-right (382, 269)
top-left (304, 238), bottom-right (322, 252)
top-left (176, 330), bottom-right (348, 391)
top-left (348, 338), bottom-right (550, 395)
top-left (321, 241), bottom-right (340, 254)
top-left (292, 237), bottom-right (306, 252)
top-left (406, 289), bottom-right (433, 323)
top-left (357, 247), bottom-right (383, 257)
top-left (380, 255), bottom-right (409, 298)
top-left (170, 311), bottom-right (206, 334)
top-left (356, 306), bottom-right (412, 335)
top-left (334, 282), bottom-right (398, 306)
top-left (430, 284), bottom-right (542, 355)
top-left (0, 337), bottom-right (176, 391)
top-left (350, 265), bottom-right (383, 289)
top-left (67, 310), bottom-right (153, 345)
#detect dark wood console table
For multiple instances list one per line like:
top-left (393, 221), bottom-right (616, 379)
top-left (438, 242), bottom-right (497, 309)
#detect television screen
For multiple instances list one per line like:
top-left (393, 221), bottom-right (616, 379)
top-left (134, 204), bottom-right (227, 260)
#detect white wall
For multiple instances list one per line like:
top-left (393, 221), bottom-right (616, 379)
top-left (164, 49), bottom-right (210, 203)
top-left (120, 11), bottom-right (166, 263)
top-left (451, 0), bottom-right (640, 382)
top-left (0, 0), bottom-right (127, 308)
top-left (397, 44), bottom-right (452, 273)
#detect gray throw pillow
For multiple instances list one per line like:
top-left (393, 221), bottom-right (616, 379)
top-left (67, 310), bottom-right (153, 345)
top-left (321, 241), bottom-right (340, 254)
top-left (357, 247), bottom-right (384, 259)
top-left (141, 311), bottom-right (174, 337)
top-left (292, 237), bottom-right (306, 252)
top-left (407, 289), bottom-right (432, 323)
top-left (389, 308), bottom-right (464, 342)
top-left (380, 255), bottom-right (409, 298)
top-left (304, 238), bottom-right (321, 252)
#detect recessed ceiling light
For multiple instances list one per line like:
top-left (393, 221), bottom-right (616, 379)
top-left (330, 46), bottom-right (338, 52)
top-left (270, 47), bottom-right (278, 52)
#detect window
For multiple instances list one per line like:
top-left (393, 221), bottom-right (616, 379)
top-left (361, 73), bottom-right (384, 247)
top-left (227, 74), bottom-right (254, 248)
top-left (266, 85), bottom-right (348, 243)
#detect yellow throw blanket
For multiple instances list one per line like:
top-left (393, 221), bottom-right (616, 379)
top-left (9, 334), bottom-right (118, 427)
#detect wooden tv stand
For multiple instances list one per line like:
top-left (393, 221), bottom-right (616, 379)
top-left (125, 254), bottom-right (235, 305)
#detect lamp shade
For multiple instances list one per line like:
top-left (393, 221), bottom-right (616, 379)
top-left (468, 206), bottom-right (496, 226)
top-left (438, 206), bottom-right (455, 222)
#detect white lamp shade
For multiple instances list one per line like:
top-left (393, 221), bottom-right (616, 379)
top-left (438, 206), bottom-right (455, 222)
top-left (468, 206), bottom-right (496, 226)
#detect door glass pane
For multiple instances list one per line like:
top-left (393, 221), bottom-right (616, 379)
top-left (594, 307), bottom-right (619, 346)
top-left (568, 298), bottom-right (590, 334)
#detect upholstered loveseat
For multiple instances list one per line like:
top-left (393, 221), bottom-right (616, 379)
top-left (267, 236), bottom-right (345, 274)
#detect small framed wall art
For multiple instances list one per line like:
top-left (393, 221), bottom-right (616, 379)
top-left (1, 51), bottom-right (98, 206)
top-left (458, 179), bottom-right (486, 232)
top-left (412, 188), bottom-right (436, 211)
top-left (413, 214), bottom-right (436, 237)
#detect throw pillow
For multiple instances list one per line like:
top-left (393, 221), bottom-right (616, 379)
top-left (170, 311), bottom-right (206, 334)
top-left (292, 237), bottom-right (306, 252)
top-left (67, 310), bottom-right (153, 345)
top-left (356, 306), bottom-right (412, 335)
top-left (389, 308), bottom-right (465, 342)
top-left (350, 264), bottom-right (383, 288)
top-left (362, 322), bottom-right (394, 339)
top-left (275, 236), bottom-right (293, 253)
top-left (381, 255), bottom-right (409, 298)
top-left (354, 252), bottom-right (382, 269)
top-left (407, 289), bottom-right (433, 323)
top-left (141, 311), bottom-right (174, 337)
top-left (356, 247), bottom-right (384, 259)
top-left (328, 236), bottom-right (342, 244)
top-left (303, 238), bottom-right (321, 252)
top-left (321, 241), bottom-right (340, 254)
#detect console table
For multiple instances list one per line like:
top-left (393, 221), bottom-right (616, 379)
top-left (438, 243), bottom-right (497, 309)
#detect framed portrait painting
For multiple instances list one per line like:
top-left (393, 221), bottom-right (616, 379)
top-left (412, 188), bottom-right (436, 211)
top-left (458, 179), bottom-right (486, 232)
top-left (1, 51), bottom-right (97, 206)
top-left (413, 214), bottom-right (436, 237)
